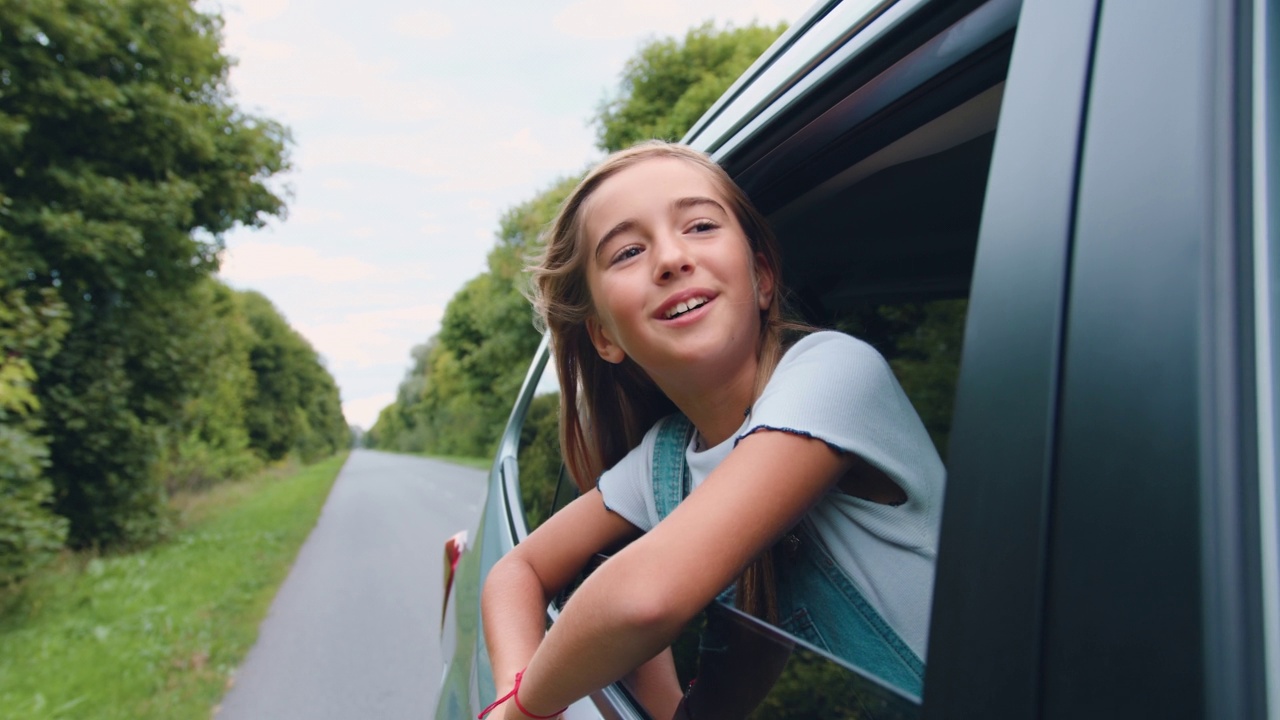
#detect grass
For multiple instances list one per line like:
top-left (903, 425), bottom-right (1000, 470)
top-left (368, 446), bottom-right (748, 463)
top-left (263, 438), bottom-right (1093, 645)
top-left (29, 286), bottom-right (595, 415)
top-left (0, 453), bottom-right (349, 720)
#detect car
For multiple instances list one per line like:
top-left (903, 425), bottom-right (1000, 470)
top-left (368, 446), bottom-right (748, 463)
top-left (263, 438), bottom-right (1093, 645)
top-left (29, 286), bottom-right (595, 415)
top-left (435, 0), bottom-right (1279, 717)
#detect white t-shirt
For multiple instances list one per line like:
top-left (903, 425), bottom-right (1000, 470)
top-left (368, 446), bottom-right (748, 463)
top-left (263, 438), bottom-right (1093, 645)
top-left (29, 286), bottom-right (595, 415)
top-left (597, 331), bottom-right (945, 658)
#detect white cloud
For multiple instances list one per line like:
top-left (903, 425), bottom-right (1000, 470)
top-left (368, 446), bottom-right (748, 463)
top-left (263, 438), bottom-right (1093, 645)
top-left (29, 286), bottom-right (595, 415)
top-left (288, 204), bottom-right (344, 225)
top-left (232, 0), bottom-right (289, 24)
top-left (553, 0), bottom-right (812, 39)
top-left (222, 19), bottom-right (443, 124)
top-left (207, 0), bottom-right (288, 35)
top-left (219, 242), bottom-right (379, 283)
top-left (298, 132), bottom-right (448, 176)
top-left (344, 392), bottom-right (396, 430)
top-left (392, 9), bottom-right (455, 40)
top-left (297, 304), bottom-right (445, 370)
top-left (300, 117), bottom-right (593, 194)
top-left (498, 127), bottom-right (543, 155)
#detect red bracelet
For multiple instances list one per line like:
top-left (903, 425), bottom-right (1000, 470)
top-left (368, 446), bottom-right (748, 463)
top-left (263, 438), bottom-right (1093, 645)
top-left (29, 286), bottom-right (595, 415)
top-left (477, 669), bottom-right (567, 719)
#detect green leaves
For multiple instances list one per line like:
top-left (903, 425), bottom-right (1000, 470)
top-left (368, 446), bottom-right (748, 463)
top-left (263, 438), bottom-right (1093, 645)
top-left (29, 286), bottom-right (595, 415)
top-left (595, 21), bottom-right (787, 152)
top-left (0, 0), bottom-right (320, 561)
top-left (239, 290), bottom-right (346, 464)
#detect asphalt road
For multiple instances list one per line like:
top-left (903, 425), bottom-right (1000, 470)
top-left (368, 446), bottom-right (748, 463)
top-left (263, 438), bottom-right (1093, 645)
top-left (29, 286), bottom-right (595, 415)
top-left (215, 449), bottom-right (488, 720)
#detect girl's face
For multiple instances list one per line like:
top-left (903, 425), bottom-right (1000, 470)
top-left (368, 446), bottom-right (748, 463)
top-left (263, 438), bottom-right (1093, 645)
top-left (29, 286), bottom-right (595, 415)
top-left (582, 157), bottom-right (773, 386)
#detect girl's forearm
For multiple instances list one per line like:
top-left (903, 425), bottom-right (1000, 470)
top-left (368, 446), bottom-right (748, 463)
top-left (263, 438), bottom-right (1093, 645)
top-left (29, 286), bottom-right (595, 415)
top-left (481, 554), bottom-right (555, 691)
top-left (502, 556), bottom-right (695, 718)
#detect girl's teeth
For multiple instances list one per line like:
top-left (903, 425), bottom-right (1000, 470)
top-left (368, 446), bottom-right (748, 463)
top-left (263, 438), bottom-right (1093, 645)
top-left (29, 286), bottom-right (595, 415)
top-left (667, 297), bottom-right (707, 318)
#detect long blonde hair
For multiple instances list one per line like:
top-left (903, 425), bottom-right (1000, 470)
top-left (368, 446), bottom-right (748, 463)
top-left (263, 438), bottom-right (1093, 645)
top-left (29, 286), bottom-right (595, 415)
top-left (530, 140), bottom-right (804, 621)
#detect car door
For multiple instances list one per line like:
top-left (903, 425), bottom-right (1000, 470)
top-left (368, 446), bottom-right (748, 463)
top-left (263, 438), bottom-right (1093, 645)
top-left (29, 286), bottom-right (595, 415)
top-left (927, 0), bottom-right (1275, 718)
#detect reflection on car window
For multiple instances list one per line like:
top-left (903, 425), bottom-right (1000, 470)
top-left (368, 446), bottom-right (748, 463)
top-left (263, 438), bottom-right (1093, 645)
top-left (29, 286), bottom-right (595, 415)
top-left (517, 354), bottom-right (563, 532)
top-left (835, 298), bottom-right (966, 460)
top-left (664, 603), bottom-right (920, 719)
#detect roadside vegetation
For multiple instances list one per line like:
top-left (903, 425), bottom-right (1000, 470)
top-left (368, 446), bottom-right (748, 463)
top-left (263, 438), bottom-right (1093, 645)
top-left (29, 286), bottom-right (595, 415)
top-left (0, 3), bottom-right (351, 715)
top-left (1, 0), bottom-right (348, 586)
top-left (0, 453), bottom-right (347, 720)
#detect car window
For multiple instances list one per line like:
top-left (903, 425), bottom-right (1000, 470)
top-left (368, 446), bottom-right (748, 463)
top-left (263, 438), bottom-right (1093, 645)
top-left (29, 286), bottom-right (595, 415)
top-left (617, 2), bottom-right (1016, 713)
top-left (515, 352), bottom-right (563, 532)
top-left (681, 603), bottom-right (920, 720)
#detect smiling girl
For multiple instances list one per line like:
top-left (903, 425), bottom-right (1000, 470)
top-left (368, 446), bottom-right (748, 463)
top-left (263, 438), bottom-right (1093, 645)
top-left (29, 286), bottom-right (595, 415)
top-left (479, 141), bottom-right (944, 719)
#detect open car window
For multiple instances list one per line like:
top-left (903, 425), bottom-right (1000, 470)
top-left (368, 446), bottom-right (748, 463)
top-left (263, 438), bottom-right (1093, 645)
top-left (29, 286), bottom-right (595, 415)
top-left (617, 0), bottom-right (1016, 713)
top-left (522, 0), bottom-right (1015, 712)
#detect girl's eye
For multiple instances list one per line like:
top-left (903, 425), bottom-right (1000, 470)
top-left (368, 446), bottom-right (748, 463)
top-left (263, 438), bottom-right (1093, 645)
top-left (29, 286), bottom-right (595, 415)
top-left (688, 220), bottom-right (719, 234)
top-left (610, 246), bottom-right (643, 265)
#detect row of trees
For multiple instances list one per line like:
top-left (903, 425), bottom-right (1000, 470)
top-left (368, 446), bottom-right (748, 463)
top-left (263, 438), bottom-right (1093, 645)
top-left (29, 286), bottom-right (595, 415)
top-left (1, 0), bottom-right (346, 584)
top-left (367, 22), bottom-right (786, 457)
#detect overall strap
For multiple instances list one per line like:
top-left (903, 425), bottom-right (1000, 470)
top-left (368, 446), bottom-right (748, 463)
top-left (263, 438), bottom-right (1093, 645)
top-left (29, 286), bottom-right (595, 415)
top-left (651, 414), bottom-right (694, 521)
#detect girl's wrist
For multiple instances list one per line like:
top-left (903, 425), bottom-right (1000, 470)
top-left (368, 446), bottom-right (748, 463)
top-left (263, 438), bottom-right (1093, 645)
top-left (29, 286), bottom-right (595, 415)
top-left (479, 668), bottom-right (566, 720)
top-left (502, 703), bottom-right (555, 720)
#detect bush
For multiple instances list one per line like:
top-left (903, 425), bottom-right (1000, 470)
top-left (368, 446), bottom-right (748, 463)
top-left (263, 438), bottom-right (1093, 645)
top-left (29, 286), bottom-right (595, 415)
top-left (0, 426), bottom-right (67, 586)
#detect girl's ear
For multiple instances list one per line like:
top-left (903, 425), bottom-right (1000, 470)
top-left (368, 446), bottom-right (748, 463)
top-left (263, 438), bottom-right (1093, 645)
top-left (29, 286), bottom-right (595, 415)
top-left (754, 252), bottom-right (776, 311)
top-left (586, 316), bottom-right (626, 364)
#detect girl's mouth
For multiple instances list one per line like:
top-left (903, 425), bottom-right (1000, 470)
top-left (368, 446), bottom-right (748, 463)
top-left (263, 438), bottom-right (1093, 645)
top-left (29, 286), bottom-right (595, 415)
top-left (664, 296), bottom-right (710, 319)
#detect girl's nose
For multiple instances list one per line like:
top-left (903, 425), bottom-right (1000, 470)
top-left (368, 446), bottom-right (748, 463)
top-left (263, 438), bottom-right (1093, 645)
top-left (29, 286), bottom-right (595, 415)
top-left (651, 235), bottom-right (694, 282)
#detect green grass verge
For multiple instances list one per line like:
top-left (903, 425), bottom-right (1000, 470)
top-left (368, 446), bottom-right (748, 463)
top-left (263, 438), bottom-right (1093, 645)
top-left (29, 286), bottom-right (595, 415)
top-left (0, 453), bottom-right (349, 720)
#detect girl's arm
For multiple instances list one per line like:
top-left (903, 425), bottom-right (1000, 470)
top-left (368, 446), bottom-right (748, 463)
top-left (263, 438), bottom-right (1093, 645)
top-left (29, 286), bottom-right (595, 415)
top-left (503, 429), bottom-right (855, 719)
top-left (481, 487), bottom-right (641, 701)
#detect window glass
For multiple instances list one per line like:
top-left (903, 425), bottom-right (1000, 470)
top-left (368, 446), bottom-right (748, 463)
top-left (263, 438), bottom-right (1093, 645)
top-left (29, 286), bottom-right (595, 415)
top-left (835, 298), bottom-right (967, 460)
top-left (516, 353), bottom-right (563, 532)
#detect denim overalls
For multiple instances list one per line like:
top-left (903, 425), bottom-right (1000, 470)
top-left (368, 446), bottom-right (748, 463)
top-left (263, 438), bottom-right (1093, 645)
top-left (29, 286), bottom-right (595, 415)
top-left (651, 413), bottom-right (925, 696)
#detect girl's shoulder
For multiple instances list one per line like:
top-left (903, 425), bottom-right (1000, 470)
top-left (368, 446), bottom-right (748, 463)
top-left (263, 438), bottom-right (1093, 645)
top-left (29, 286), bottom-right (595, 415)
top-left (596, 414), bottom-right (684, 532)
top-left (773, 331), bottom-right (893, 383)
top-left (752, 329), bottom-right (935, 464)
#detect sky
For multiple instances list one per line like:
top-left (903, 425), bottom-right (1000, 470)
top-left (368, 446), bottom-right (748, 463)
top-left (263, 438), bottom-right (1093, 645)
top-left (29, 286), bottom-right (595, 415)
top-left (212, 0), bottom-right (815, 429)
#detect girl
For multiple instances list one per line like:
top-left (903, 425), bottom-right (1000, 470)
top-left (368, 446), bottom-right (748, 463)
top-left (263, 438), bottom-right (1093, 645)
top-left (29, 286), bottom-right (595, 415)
top-left (480, 141), bottom-right (944, 719)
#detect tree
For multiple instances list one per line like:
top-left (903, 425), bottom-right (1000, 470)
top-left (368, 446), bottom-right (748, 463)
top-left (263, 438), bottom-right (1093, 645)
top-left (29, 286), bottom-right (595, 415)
top-left (595, 21), bottom-right (786, 152)
top-left (153, 279), bottom-right (260, 493)
top-left (0, 0), bottom-right (290, 547)
top-left (239, 290), bottom-right (347, 464)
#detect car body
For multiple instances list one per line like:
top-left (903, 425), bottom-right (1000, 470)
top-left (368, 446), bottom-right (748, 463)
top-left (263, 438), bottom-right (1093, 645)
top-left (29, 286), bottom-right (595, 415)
top-left (435, 0), bottom-right (1279, 717)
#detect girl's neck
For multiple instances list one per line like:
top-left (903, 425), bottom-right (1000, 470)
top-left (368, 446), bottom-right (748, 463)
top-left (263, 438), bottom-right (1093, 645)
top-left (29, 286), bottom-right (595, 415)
top-left (655, 355), bottom-right (760, 448)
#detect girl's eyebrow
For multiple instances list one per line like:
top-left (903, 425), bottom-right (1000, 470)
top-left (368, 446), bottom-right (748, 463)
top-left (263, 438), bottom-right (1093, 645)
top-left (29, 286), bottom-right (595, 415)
top-left (593, 196), bottom-right (728, 258)
top-left (594, 220), bottom-right (635, 258)
top-left (673, 196), bottom-right (727, 215)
